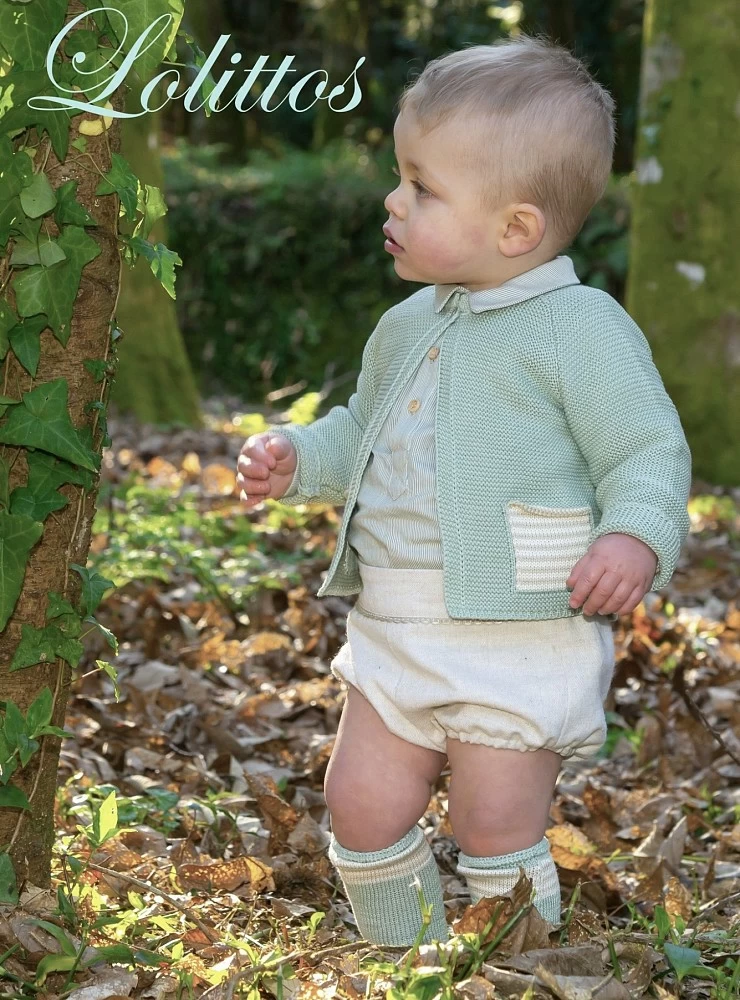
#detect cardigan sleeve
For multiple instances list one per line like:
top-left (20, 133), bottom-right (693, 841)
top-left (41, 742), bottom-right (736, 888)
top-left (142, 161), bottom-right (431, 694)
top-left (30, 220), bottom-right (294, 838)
top-left (265, 316), bottom-right (384, 507)
top-left (554, 293), bottom-right (692, 590)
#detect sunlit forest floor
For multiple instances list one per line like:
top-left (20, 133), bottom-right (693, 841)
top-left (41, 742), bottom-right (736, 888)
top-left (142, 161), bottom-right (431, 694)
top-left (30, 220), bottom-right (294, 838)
top-left (4, 398), bottom-right (738, 1000)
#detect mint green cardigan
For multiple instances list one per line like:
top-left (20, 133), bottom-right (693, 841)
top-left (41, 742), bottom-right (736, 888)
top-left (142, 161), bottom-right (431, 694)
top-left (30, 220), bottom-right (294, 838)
top-left (268, 270), bottom-right (692, 620)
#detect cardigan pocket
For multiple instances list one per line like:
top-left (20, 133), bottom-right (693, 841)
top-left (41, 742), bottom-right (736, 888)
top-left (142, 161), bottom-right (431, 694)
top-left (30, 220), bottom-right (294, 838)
top-left (504, 501), bottom-right (593, 592)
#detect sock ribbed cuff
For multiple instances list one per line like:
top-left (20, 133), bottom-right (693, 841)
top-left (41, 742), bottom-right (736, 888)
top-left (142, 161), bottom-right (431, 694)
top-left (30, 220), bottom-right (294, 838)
top-left (457, 836), bottom-right (561, 925)
top-left (457, 835), bottom-right (551, 870)
top-left (329, 824), bottom-right (420, 867)
top-left (329, 824), bottom-right (449, 946)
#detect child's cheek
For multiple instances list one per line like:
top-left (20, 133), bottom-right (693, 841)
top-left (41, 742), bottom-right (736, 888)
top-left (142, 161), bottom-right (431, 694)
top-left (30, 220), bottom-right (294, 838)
top-left (416, 226), bottom-right (468, 271)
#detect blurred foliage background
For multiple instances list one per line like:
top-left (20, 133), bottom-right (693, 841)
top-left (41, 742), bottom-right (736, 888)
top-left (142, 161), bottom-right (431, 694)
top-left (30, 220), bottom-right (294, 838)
top-left (149, 0), bottom-right (642, 405)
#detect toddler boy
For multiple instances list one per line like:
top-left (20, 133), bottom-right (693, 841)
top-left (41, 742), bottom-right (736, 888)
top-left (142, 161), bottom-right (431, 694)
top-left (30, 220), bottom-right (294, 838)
top-left (237, 36), bottom-right (692, 945)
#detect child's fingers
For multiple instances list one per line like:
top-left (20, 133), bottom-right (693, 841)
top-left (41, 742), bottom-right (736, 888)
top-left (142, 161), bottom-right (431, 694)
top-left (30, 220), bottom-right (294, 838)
top-left (616, 583), bottom-right (645, 616)
top-left (237, 450), bottom-right (269, 480)
top-left (240, 489), bottom-right (265, 508)
top-left (581, 570), bottom-right (620, 616)
top-left (265, 435), bottom-right (292, 462)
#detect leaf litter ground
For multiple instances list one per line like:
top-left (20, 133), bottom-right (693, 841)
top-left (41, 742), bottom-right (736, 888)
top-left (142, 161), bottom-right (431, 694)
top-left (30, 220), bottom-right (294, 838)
top-left (2, 397), bottom-right (738, 1000)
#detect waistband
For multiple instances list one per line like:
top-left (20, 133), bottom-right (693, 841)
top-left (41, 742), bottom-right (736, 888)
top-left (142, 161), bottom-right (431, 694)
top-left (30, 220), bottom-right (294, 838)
top-left (353, 561), bottom-right (614, 625)
top-left (355, 564), bottom-right (453, 619)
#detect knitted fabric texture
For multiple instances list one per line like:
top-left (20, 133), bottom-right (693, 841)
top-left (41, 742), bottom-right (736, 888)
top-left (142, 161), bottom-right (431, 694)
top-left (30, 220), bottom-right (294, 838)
top-left (328, 825), bottom-right (449, 945)
top-left (269, 256), bottom-right (692, 621)
top-left (457, 836), bottom-right (561, 924)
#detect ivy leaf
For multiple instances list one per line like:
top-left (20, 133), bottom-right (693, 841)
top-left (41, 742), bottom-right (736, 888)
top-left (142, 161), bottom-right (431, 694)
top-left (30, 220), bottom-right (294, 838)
top-left (70, 563), bottom-right (114, 617)
top-left (0, 66), bottom-right (70, 161)
top-left (99, 0), bottom-right (183, 82)
top-left (47, 591), bottom-right (78, 621)
top-left (95, 152), bottom-right (138, 219)
top-left (83, 358), bottom-right (113, 383)
top-left (0, 379), bottom-right (100, 472)
top-left (133, 183), bottom-right (167, 241)
top-left (121, 236), bottom-right (182, 300)
top-left (0, 196), bottom-right (22, 249)
top-left (180, 33), bottom-right (217, 117)
top-left (0, 783), bottom-right (30, 810)
top-left (85, 615), bottom-right (119, 654)
top-left (8, 314), bottom-right (47, 377)
top-left (0, 0), bottom-right (67, 71)
top-left (0, 400), bottom-right (18, 423)
top-left (0, 140), bottom-right (33, 200)
top-left (0, 298), bottom-right (19, 361)
top-left (10, 233), bottom-right (66, 267)
top-left (10, 622), bottom-right (84, 671)
top-left (0, 853), bottom-right (18, 905)
top-left (0, 457), bottom-right (8, 509)
top-left (26, 687), bottom-right (54, 736)
top-left (96, 659), bottom-right (121, 701)
top-left (13, 226), bottom-right (101, 344)
top-left (19, 171), bottom-right (56, 219)
top-left (54, 180), bottom-right (96, 227)
top-left (10, 448), bottom-right (92, 522)
top-left (9, 482), bottom-right (67, 520)
top-left (0, 511), bottom-right (44, 630)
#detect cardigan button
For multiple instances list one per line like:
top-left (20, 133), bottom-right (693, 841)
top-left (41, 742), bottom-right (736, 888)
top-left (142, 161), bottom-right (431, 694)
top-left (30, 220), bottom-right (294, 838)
top-left (408, 399), bottom-right (421, 413)
top-left (427, 347), bottom-right (440, 361)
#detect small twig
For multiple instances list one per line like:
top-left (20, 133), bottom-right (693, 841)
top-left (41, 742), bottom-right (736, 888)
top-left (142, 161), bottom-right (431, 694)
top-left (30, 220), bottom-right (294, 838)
top-left (673, 658), bottom-right (740, 767)
top-left (613, 930), bottom-right (740, 946)
top-left (64, 855), bottom-right (222, 944)
top-left (689, 890), bottom-right (740, 926)
top-left (200, 940), bottom-right (372, 1000)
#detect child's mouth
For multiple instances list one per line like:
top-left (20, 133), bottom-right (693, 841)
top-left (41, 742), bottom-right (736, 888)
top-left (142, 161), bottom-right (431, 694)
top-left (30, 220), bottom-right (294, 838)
top-left (383, 227), bottom-right (404, 254)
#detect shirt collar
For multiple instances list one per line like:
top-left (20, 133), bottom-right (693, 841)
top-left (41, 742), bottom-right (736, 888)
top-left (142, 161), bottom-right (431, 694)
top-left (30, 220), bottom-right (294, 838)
top-left (433, 255), bottom-right (580, 314)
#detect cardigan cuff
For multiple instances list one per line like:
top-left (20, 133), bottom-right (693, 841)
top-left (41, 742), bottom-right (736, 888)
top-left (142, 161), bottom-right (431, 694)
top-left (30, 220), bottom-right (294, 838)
top-left (266, 424), bottom-right (322, 505)
top-left (587, 503), bottom-right (683, 591)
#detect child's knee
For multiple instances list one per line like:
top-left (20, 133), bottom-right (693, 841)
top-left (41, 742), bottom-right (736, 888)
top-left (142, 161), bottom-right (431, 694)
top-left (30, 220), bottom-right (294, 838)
top-left (324, 767), bottom-right (430, 851)
top-left (450, 803), bottom-right (545, 857)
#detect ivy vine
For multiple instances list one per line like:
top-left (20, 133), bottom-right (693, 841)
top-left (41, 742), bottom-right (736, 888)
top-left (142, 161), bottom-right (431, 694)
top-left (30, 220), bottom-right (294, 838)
top-left (0, 0), bottom-right (214, 896)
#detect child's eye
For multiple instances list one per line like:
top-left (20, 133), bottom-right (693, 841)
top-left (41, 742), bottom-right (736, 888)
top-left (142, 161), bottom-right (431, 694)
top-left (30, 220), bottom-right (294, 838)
top-left (391, 166), bottom-right (432, 198)
top-left (412, 180), bottom-right (432, 199)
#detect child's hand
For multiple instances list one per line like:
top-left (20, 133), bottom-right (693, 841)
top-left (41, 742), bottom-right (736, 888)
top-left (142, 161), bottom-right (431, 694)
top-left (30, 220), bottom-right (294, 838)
top-left (566, 533), bottom-right (658, 616)
top-left (236, 433), bottom-right (297, 508)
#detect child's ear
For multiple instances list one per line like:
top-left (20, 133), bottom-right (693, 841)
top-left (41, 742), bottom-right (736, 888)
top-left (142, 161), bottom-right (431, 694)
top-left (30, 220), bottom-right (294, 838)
top-left (498, 204), bottom-right (547, 257)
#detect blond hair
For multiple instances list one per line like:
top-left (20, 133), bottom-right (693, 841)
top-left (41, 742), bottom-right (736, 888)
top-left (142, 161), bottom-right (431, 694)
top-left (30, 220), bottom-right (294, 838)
top-left (398, 35), bottom-right (616, 249)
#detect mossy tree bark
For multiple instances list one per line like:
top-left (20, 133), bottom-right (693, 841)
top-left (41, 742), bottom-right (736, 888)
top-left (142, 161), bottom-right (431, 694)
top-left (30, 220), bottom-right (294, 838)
top-left (626, 0), bottom-right (739, 485)
top-left (0, 3), bottom-right (124, 885)
top-left (110, 76), bottom-right (203, 428)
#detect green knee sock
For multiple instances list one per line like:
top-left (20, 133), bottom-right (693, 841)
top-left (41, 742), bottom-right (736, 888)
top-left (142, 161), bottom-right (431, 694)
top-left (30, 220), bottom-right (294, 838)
top-left (328, 824), bottom-right (450, 946)
top-left (457, 836), bottom-right (561, 924)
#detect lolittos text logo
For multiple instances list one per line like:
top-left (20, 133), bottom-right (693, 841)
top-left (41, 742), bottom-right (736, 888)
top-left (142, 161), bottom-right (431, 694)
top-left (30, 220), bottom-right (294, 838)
top-left (27, 6), bottom-right (365, 119)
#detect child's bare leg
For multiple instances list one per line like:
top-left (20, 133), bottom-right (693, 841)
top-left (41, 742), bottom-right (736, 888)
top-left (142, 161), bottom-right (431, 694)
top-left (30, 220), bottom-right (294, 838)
top-left (324, 683), bottom-right (447, 850)
top-left (324, 684), bottom-right (450, 944)
top-left (446, 740), bottom-right (563, 923)
top-left (446, 741), bottom-right (560, 855)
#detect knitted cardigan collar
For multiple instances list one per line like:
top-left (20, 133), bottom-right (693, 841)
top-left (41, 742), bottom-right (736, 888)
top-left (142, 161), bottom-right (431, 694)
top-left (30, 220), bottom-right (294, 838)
top-left (433, 255), bottom-right (580, 314)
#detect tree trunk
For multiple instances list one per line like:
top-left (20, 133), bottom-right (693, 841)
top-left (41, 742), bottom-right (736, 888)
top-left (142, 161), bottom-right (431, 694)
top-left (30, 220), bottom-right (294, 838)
top-left (0, 7), bottom-right (124, 885)
top-left (625, 0), bottom-right (739, 485)
top-left (110, 77), bottom-right (203, 428)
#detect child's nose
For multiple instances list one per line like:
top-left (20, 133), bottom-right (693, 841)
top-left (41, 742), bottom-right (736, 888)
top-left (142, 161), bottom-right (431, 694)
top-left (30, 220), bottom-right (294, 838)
top-left (384, 186), bottom-right (405, 219)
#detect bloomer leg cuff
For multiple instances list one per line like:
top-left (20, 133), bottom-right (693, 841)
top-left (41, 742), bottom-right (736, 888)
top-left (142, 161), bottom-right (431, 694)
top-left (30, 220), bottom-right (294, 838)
top-left (457, 835), bottom-right (561, 924)
top-left (328, 824), bottom-right (450, 946)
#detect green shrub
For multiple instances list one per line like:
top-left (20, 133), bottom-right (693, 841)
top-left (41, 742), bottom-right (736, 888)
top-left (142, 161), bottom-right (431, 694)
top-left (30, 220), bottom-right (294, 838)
top-left (162, 137), bottom-right (401, 406)
top-left (162, 138), bottom-right (629, 407)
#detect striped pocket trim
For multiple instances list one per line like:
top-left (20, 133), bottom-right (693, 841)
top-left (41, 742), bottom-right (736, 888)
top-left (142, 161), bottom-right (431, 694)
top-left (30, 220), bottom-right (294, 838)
top-left (505, 501), bottom-right (593, 592)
